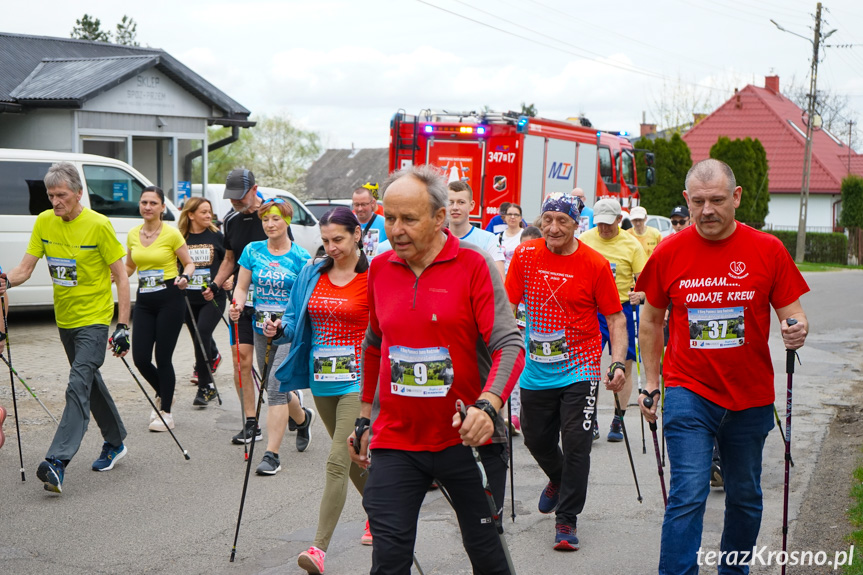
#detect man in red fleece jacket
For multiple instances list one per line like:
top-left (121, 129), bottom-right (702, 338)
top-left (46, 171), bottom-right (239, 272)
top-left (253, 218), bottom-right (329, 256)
top-left (349, 164), bottom-right (525, 575)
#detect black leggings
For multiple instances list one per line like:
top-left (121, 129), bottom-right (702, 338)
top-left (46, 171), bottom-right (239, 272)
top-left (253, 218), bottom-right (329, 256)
top-left (184, 294), bottom-right (226, 388)
top-left (132, 281), bottom-right (186, 412)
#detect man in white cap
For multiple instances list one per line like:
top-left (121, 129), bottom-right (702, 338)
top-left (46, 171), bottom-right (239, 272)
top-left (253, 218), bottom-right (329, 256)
top-left (627, 206), bottom-right (662, 257)
top-left (579, 199), bottom-right (647, 442)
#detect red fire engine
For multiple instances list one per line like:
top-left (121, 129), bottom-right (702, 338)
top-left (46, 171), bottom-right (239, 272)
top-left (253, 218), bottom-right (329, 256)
top-left (389, 109), bottom-right (653, 227)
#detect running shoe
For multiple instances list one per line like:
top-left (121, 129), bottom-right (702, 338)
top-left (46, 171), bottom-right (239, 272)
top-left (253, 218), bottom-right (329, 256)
top-left (203, 387), bottom-right (218, 403)
top-left (297, 546), bottom-right (326, 574)
top-left (36, 458), bottom-right (64, 494)
top-left (710, 462), bottom-right (724, 488)
top-left (553, 523), bottom-right (579, 551)
top-left (92, 442), bottom-right (127, 471)
top-left (288, 390), bottom-right (304, 431)
top-left (211, 352), bottom-right (222, 374)
top-left (149, 411), bottom-right (175, 432)
top-left (0, 405), bottom-right (6, 449)
top-left (361, 519), bottom-right (373, 545)
top-left (150, 396), bottom-right (161, 423)
top-left (592, 418), bottom-right (600, 442)
top-left (256, 451), bottom-right (282, 475)
top-left (538, 480), bottom-right (561, 514)
top-left (607, 416), bottom-right (623, 442)
top-left (193, 387), bottom-right (210, 407)
top-left (296, 407), bottom-right (315, 452)
top-left (232, 419), bottom-right (262, 445)
top-left (190, 370), bottom-right (199, 384)
top-left (510, 415), bottom-right (522, 436)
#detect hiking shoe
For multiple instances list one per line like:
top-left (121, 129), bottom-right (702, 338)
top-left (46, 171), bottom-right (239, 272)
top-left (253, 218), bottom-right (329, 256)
top-left (510, 415), bottom-right (522, 436)
top-left (203, 387), bottom-right (218, 403)
top-left (361, 519), bottom-right (373, 545)
top-left (193, 387), bottom-right (210, 407)
top-left (256, 451), bottom-right (282, 475)
top-left (710, 462), bottom-right (724, 488)
top-left (296, 407), bottom-right (315, 452)
top-left (592, 419), bottom-right (600, 442)
top-left (554, 523), bottom-right (579, 551)
top-left (297, 546), bottom-right (326, 574)
top-left (149, 411), bottom-right (175, 432)
top-left (0, 405), bottom-right (6, 450)
top-left (288, 390), bottom-right (304, 431)
top-left (607, 416), bottom-right (623, 442)
top-left (211, 352), bottom-right (222, 374)
top-left (37, 458), bottom-right (64, 494)
top-left (92, 442), bottom-right (127, 471)
top-left (538, 480), bottom-right (561, 514)
top-left (190, 370), bottom-right (199, 384)
top-left (232, 419), bottom-right (262, 445)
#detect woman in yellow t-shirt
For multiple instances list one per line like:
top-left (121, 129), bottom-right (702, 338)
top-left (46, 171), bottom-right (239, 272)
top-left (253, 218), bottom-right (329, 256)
top-left (126, 186), bottom-right (195, 432)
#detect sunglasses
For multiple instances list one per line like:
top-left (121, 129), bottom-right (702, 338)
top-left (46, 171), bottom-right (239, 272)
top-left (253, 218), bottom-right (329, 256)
top-left (671, 219), bottom-right (688, 226)
top-left (264, 198), bottom-right (286, 205)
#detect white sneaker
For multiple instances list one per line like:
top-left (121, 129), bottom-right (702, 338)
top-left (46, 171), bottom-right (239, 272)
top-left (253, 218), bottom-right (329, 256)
top-left (149, 411), bottom-right (175, 432)
top-left (150, 397), bottom-right (161, 423)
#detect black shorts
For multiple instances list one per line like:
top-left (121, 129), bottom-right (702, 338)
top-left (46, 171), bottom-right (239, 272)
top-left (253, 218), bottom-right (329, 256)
top-left (228, 308), bottom-right (255, 346)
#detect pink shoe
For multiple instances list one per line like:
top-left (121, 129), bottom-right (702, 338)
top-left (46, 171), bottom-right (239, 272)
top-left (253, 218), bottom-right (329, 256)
top-left (361, 519), bottom-right (373, 545)
top-left (0, 405), bottom-right (6, 449)
top-left (511, 415), bottom-right (521, 436)
top-left (298, 546), bottom-right (326, 574)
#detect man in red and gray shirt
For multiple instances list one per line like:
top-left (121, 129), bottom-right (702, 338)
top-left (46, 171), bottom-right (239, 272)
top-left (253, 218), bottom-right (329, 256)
top-left (349, 164), bottom-right (524, 575)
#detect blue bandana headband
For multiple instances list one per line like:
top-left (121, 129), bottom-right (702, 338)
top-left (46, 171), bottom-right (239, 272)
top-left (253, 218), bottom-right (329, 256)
top-left (540, 192), bottom-right (583, 221)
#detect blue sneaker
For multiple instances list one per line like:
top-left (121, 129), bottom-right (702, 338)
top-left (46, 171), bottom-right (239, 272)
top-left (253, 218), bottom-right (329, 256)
top-left (538, 480), bottom-right (560, 514)
top-left (36, 459), bottom-right (64, 493)
top-left (92, 442), bottom-right (127, 471)
top-left (554, 523), bottom-right (579, 551)
top-left (607, 416), bottom-right (623, 442)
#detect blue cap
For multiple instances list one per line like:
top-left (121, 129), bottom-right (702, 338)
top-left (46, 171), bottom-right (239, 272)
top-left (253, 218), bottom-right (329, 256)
top-left (540, 192), bottom-right (583, 221)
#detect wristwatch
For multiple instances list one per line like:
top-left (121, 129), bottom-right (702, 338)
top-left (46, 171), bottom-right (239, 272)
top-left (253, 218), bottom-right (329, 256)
top-left (639, 388), bottom-right (661, 401)
top-left (179, 273), bottom-right (190, 282)
top-left (470, 399), bottom-right (498, 422)
top-left (607, 361), bottom-right (626, 379)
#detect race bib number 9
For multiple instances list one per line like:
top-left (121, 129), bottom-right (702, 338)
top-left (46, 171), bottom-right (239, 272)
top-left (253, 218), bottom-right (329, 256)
top-left (313, 345), bottom-right (358, 382)
top-left (47, 256), bottom-right (77, 287)
top-left (254, 303), bottom-right (284, 330)
top-left (187, 268), bottom-right (211, 291)
top-left (388, 346), bottom-right (453, 398)
top-left (138, 269), bottom-right (166, 293)
top-left (687, 307), bottom-right (745, 349)
top-left (528, 329), bottom-right (569, 363)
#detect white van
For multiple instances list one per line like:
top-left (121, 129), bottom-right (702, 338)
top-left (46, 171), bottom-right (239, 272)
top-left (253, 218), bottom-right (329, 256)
top-left (0, 148), bottom-right (181, 309)
top-left (193, 183), bottom-right (324, 258)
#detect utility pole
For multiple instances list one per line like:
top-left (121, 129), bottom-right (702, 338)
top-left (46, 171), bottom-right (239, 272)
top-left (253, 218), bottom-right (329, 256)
top-left (849, 120), bottom-right (856, 175)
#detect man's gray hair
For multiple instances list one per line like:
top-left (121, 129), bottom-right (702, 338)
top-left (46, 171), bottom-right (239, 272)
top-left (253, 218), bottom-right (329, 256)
top-left (685, 158), bottom-right (736, 193)
top-left (382, 164), bottom-right (448, 216)
top-left (44, 162), bottom-right (83, 193)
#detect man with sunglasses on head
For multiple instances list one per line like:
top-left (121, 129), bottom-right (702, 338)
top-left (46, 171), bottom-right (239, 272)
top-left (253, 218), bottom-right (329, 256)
top-left (353, 183), bottom-right (387, 259)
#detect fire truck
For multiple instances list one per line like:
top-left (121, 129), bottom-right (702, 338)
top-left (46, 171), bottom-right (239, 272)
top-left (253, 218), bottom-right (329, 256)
top-left (389, 109), bottom-right (653, 227)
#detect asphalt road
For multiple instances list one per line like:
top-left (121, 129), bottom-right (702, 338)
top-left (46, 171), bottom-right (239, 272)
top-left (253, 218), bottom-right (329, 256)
top-left (0, 270), bottom-right (861, 575)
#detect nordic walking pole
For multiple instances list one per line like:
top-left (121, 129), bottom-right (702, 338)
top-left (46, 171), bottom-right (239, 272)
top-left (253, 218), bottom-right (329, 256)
top-left (231, 300), bottom-right (249, 461)
top-left (202, 283), bottom-right (233, 331)
top-left (630, 290), bottom-right (646, 455)
top-left (456, 399), bottom-right (517, 575)
top-left (118, 356), bottom-right (190, 460)
top-left (230, 337), bottom-right (274, 562)
top-left (781, 318), bottom-right (800, 575)
top-left (1, 293), bottom-right (26, 481)
top-left (508, 400), bottom-right (516, 522)
top-left (609, 365), bottom-right (643, 504)
top-left (0, 354), bottom-right (58, 424)
top-left (642, 393), bottom-right (667, 508)
top-left (183, 293), bottom-right (222, 405)
top-left (773, 406), bottom-right (794, 467)
top-left (660, 347), bottom-right (666, 467)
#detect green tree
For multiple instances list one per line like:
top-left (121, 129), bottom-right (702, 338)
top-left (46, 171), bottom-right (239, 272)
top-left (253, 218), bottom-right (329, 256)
top-left (520, 102), bottom-right (537, 117)
top-left (70, 14), bottom-right (110, 42)
top-left (114, 16), bottom-right (139, 46)
top-left (248, 115), bottom-right (323, 198)
top-left (840, 175), bottom-right (863, 228)
top-left (634, 133), bottom-right (692, 217)
top-left (193, 126), bottom-right (254, 185)
top-left (709, 136), bottom-right (770, 228)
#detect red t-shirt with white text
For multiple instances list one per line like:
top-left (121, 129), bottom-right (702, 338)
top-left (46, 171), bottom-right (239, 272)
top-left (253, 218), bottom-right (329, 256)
top-left (636, 224), bottom-right (809, 410)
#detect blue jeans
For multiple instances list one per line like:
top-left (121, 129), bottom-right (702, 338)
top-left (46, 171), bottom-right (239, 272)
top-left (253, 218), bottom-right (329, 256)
top-left (659, 387), bottom-right (774, 575)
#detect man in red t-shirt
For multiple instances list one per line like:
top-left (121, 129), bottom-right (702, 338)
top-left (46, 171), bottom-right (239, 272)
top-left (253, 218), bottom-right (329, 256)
top-left (636, 159), bottom-right (809, 574)
top-left (348, 164), bottom-right (524, 574)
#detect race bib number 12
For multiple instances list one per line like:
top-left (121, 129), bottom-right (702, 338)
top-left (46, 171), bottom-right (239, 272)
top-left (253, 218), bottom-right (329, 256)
top-left (47, 256), bottom-right (77, 287)
top-left (687, 307), bottom-right (745, 349)
top-left (388, 346), bottom-right (453, 398)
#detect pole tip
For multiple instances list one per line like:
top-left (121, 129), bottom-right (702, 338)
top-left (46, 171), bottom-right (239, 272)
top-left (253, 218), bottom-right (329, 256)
top-left (184, 452), bottom-right (191, 460)
top-left (638, 497), bottom-right (643, 503)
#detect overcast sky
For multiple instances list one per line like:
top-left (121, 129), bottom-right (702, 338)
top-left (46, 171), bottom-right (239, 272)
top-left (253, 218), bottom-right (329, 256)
top-left (5, 0), bottom-right (863, 150)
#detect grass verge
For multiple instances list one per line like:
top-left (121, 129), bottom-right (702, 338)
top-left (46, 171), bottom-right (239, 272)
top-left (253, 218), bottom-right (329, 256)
top-left (845, 464), bottom-right (863, 573)
top-left (797, 262), bottom-right (863, 272)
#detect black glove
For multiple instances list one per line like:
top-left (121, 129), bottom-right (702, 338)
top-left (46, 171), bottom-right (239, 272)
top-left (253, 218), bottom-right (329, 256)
top-left (110, 323), bottom-right (130, 354)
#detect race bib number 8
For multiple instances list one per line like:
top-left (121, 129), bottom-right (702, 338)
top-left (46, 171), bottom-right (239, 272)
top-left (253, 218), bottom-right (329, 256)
top-left (528, 329), bottom-right (569, 363)
top-left (187, 268), bottom-right (211, 291)
top-left (47, 256), bottom-right (77, 287)
top-left (138, 269), bottom-right (166, 293)
top-left (313, 345), bottom-right (358, 382)
top-left (388, 345), bottom-right (453, 398)
top-left (687, 307), bottom-right (745, 349)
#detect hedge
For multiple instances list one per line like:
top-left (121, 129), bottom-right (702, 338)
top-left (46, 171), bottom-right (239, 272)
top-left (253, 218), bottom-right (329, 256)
top-left (764, 230), bottom-right (847, 264)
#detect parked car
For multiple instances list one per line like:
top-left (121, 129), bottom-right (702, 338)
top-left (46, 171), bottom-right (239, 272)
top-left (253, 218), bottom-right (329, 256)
top-left (0, 148), bottom-right (181, 309)
top-left (646, 215), bottom-right (673, 238)
top-left (194, 184), bottom-right (324, 257)
top-left (304, 199), bottom-right (352, 220)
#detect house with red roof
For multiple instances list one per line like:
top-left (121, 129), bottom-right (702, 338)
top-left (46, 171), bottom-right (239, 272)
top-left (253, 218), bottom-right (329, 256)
top-left (682, 75), bottom-right (863, 231)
